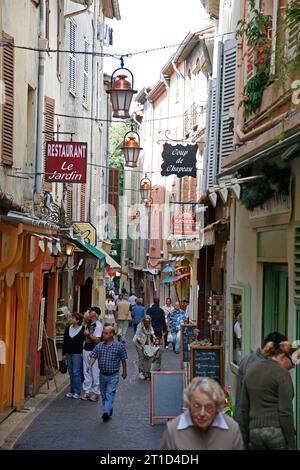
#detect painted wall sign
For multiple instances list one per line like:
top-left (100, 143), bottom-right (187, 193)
top-left (161, 143), bottom-right (197, 178)
top-left (72, 222), bottom-right (97, 247)
top-left (45, 141), bottom-right (87, 183)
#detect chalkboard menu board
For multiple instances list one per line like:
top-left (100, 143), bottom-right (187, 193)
top-left (180, 323), bottom-right (198, 367)
top-left (150, 371), bottom-right (185, 425)
top-left (190, 346), bottom-right (223, 386)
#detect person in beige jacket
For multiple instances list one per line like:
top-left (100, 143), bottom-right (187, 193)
top-left (115, 294), bottom-right (131, 343)
top-left (161, 377), bottom-right (243, 450)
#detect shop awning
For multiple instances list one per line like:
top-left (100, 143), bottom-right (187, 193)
top-left (97, 247), bottom-right (121, 269)
top-left (73, 237), bottom-right (106, 261)
top-left (171, 272), bottom-right (191, 284)
top-left (160, 275), bottom-right (177, 284)
top-left (142, 268), bottom-right (160, 275)
top-left (202, 219), bottom-right (229, 247)
top-left (132, 265), bottom-right (144, 271)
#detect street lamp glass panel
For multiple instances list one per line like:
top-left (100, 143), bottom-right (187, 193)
top-left (124, 147), bottom-right (140, 167)
top-left (65, 243), bottom-right (75, 257)
top-left (110, 89), bottom-right (135, 118)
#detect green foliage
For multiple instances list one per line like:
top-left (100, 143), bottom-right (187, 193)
top-left (240, 164), bottom-right (290, 211)
top-left (236, 1), bottom-right (272, 120)
top-left (109, 123), bottom-right (131, 195)
top-left (239, 70), bottom-right (270, 120)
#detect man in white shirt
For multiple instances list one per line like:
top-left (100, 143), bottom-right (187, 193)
top-left (234, 312), bottom-right (242, 366)
top-left (81, 307), bottom-right (103, 402)
top-left (128, 292), bottom-right (137, 307)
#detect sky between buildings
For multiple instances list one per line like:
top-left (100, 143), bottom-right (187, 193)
top-left (104, 0), bottom-right (209, 92)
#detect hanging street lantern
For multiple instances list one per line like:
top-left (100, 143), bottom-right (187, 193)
top-left (107, 58), bottom-right (137, 119)
top-left (121, 127), bottom-right (143, 168)
top-left (140, 177), bottom-right (152, 203)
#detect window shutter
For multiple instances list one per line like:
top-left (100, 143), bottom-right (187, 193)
top-left (219, 39), bottom-right (237, 174)
top-left (43, 96), bottom-right (55, 192)
top-left (295, 226), bottom-right (300, 304)
top-left (67, 184), bottom-right (73, 222)
top-left (1, 32), bottom-right (14, 166)
top-left (83, 38), bottom-right (89, 105)
top-left (205, 42), bottom-right (223, 188)
top-left (270, 0), bottom-right (278, 76)
top-left (286, 0), bottom-right (300, 61)
top-left (69, 20), bottom-right (76, 95)
top-left (80, 183), bottom-right (86, 221)
top-left (45, 0), bottom-right (50, 41)
top-left (57, 0), bottom-right (62, 78)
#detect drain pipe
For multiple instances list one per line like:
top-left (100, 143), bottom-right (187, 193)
top-left (35, 0), bottom-right (46, 196)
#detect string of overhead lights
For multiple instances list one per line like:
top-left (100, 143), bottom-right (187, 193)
top-left (0, 31), bottom-right (236, 57)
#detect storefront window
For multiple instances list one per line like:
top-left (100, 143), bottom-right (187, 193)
top-left (232, 294), bottom-right (242, 366)
top-left (230, 284), bottom-right (251, 374)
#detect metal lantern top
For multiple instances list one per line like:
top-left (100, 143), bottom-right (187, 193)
top-left (107, 65), bottom-right (137, 119)
top-left (121, 129), bottom-right (143, 168)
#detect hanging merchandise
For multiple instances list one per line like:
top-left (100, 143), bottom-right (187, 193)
top-left (161, 143), bottom-right (198, 178)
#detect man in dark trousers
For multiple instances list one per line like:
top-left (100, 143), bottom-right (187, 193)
top-left (87, 325), bottom-right (127, 422)
top-left (147, 298), bottom-right (166, 340)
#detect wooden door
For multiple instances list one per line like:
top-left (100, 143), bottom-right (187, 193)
top-left (0, 284), bottom-right (17, 412)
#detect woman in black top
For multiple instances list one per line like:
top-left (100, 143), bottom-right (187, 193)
top-left (62, 313), bottom-right (85, 399)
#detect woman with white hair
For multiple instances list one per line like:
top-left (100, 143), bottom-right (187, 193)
top-left (133, 315), bottom-right (157, 380)
top-left (160, 377), bottom-right (243, 450)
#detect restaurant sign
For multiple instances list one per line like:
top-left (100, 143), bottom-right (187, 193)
top-left (45, 141), bottom-right (87, 183)
top-left (161, 143), bottom-right (197, 178)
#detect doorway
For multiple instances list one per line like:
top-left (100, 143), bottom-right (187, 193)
top-left (262, 263), bottom-right (288, 340)
top-left (80, 277), bottom-right (93, 313)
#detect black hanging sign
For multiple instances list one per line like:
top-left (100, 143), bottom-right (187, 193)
top-left (161, 143), bottom-right (197, 178)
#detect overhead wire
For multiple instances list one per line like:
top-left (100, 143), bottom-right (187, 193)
top-left (0, 30), bottom-right (236, 58)
top-left (44, 109), bottom-right (207, 124)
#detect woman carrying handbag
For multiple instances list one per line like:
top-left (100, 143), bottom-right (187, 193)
top-left (62, 313), bottom-right (85, 399)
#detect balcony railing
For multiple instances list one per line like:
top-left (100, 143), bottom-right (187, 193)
top-left (184, 103), bottom-right (206, 137)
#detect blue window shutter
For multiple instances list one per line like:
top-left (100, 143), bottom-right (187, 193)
top-left (219, 39), bottom-right (237, 174)
top-left (205, 41), bottom-right (223, 188)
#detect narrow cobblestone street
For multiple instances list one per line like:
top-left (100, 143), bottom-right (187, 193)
top-left (13, 327), bottom-right (180, 450)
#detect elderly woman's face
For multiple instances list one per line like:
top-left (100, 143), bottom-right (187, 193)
top-left (189, 390), bottom-right (217, 431)
top-left (144, 318), bottom-right (150, 327)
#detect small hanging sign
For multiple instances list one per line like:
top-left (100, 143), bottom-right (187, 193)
top-left (161, 143), bottom-right (197, 178)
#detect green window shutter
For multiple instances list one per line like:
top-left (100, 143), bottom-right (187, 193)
top-left (295, 226), bottom-right (300, 304)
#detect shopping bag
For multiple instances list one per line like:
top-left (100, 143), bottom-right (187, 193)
top-left (167, 332), bottom-right (173, 343)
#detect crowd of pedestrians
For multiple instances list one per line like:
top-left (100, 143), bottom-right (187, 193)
top-left (61, 292), bottom-right (299, 450)
top-left (61, 291), bottom-right (189, 422)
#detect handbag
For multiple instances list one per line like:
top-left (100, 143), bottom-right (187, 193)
top-left (59, 359), bottom-right (68, 374)
top-left (167, 332), bottom-right (173, 343)
top-left (144, 345), bottom-right (159, 358)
